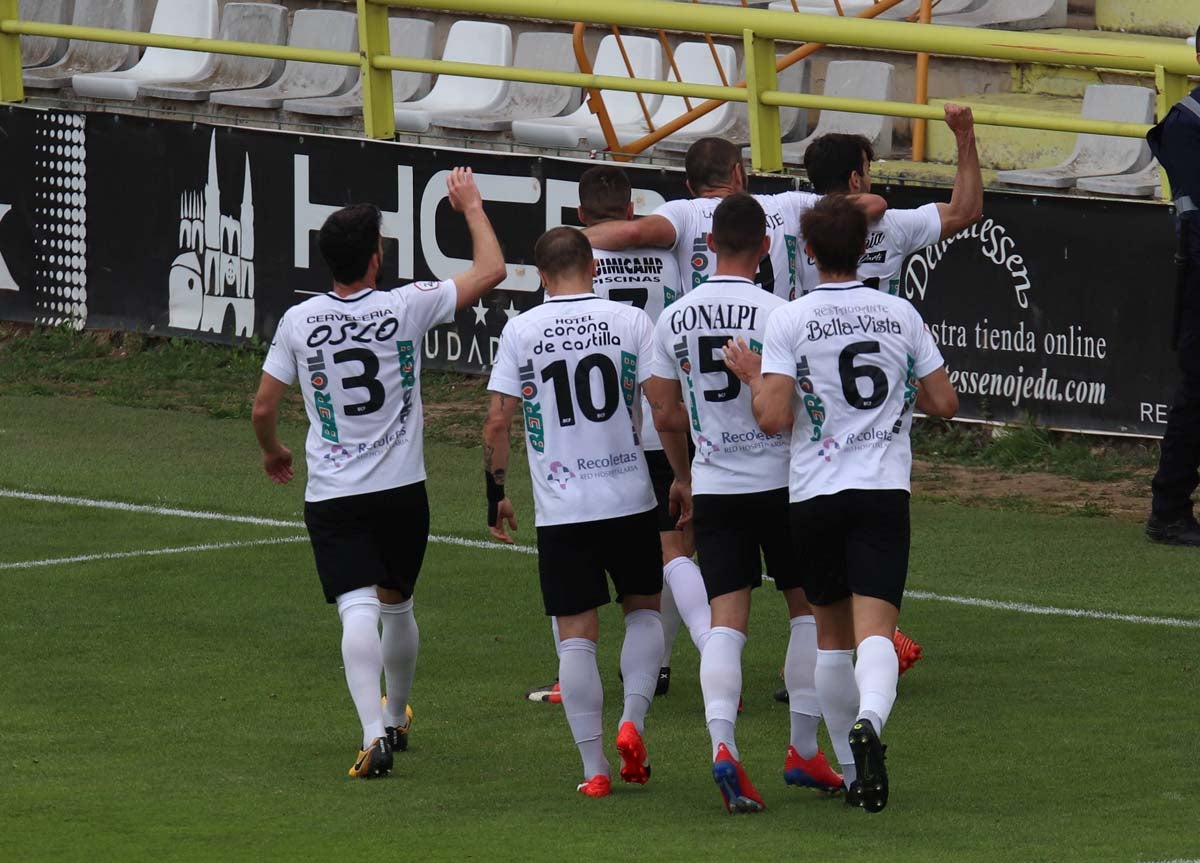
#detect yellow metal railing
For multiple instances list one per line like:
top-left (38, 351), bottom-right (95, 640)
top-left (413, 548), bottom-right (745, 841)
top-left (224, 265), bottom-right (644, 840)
top-left (0, 0), bottom-right (1195, 178)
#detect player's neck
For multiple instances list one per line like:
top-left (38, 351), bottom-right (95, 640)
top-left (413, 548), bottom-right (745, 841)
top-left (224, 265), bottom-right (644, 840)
top-left (697, 186), bottom-right (736, 199)
top-left (332, 280), bottom-right (374, 298)
top-left (816, 269), bottom-right (859, 285)
top-left (713, 257), bottom-right (758, 281)
top-left (546, 281), bottom-right (594, 298)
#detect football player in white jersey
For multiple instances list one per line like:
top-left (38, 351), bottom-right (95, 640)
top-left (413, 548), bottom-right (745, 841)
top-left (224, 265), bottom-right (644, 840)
top-left (797, 103), bottom-right (982, 296)
top-left (484, 227), bottom-right (681, 798)
top-left (251, 168), bottom-right (506, 779)
top-left (726, 196), bottom-right (958, 814)
top-left (645, 194), bottom-right (842, 814)
top-left (585, 137), bottom-right (888, 301)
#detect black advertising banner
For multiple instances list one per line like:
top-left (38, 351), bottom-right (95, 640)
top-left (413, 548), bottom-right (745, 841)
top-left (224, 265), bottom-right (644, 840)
top-left (0, 105), bottom-right (1181, 437)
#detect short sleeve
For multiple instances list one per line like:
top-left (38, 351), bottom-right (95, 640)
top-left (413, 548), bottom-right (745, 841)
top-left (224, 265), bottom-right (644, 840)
top-left (910, 308), bottom-right (946, 379)
top-left (634, 309), bottom-right (656, 384)
top-left (653, 200), bottom-right (692, 249)
top-left (648, 314), bottom-right (679, 380)
top-left (760, 308), bottom-right (799, 379)
top-left (487, 324), bottom-right (523, 397)
top-left (400, 279), bottom-right (457, 334)
top-left (261, 311), bottom-right (298, 385)
top-left (887, 204), bottom-right (943, 255)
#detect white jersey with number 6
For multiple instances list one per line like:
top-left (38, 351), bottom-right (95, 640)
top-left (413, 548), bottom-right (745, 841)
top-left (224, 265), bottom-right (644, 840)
top-left (591, 246), bottom-right (681, 452)
top-left (263, 281), bottom-right (457, 503)
top-left (488, 293), bottom-right (658, 527)
top-left (648, 276), bottom-right (789, 495)
top-left (760, 282), bottom-right (945, 503)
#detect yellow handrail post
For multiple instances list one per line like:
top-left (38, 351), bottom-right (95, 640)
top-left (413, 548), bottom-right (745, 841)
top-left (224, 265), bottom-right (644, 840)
top-left (911, 0), bottom-right (932, 162)
top-left (358, 0), bottom-right (396, 139)
top-left (0, 0), bottom-right (24, 104)
top-left (743, 28), bottom-right (782, 173)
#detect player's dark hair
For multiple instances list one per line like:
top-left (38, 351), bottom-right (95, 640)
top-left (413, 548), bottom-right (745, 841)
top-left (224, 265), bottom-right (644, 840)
top-left (535, 226), bottom-right (594, 282)
top-left (578, 165), bottom-right (632, 222)
top-left (685, 137), bottom-right (742, 194)
top-left (711, 193), bottom-right (767, 258)
top-left (801, 195), bottom-right (867, 275)
top-left (318, 203), bottom-right (382, 286)
top-left (803, 134), bottom-right (875, 195)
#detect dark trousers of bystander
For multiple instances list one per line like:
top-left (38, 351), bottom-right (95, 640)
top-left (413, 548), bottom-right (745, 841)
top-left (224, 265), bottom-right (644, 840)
top-left (1152, 214), bottom-right (1200, 522)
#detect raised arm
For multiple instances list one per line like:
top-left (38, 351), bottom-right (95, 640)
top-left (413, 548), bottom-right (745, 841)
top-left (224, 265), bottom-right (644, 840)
top-left (849, 192), bottom-right (889, 223)
top-left (583, 214), bottom-right (678, 252)
top-left (482, 391), bottom-right (521, 543)
top-left (915, 366), bottom-right (959, 419)
top-left (935, 104), bottom-right (984, 239)
top-left (447, 167), bottom-right (508, 310)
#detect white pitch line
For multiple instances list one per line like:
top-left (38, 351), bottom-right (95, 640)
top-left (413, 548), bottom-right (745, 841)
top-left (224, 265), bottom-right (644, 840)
top-left (5, 487), bottom-right (1200, 630)
top-left (0, 536), bottom-right (308, 570)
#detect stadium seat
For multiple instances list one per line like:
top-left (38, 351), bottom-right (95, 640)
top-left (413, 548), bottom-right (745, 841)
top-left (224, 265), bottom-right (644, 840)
top-left (71, 0), bottom-right (219, 101)
top-left (511, 34), bottom-right (663, 150)
top-left (996, 84), bottom-right (1155, 189)
top-left (22, 0), bottom-right (139, 90)
top-left (935, 0), bottom-right (1068, 31)
top-left (778, 60), bottom-right (895, 164)
top-left (19, 0), bottom-right (72, 69)
top-left (1075, 160), bottom-right (1161, 198)
top-left (284, 18), bottom-right (435, 118)
top-left (609, 41), bottom-right (738, 147)
top-left (393, 20), bottom-right (513, 133)
top-left (210, 9), bottom-right (359, 110)
top-left (139, 4), bottom-right (288, 102)
top-left (655, 56), bottom-right (810, 154)
top-left (432, 31), bottom-right (580, 133)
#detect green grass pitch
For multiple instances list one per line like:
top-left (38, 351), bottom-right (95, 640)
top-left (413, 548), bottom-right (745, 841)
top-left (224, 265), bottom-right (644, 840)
top-left (1, 393), bottom-right (1198, 862)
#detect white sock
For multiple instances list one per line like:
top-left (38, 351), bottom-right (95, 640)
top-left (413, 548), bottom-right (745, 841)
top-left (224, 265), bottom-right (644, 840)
top-left (336, 587), bottom-right (385, 749)
top-left (552, 617), bottom-right (562, 658)
top-left (663, 556), bottom-right (712, 653)
top-left (785, 615), bottom-right (821, 759)
top-left (380, 599), bottom-right (418, 729)
top-left (658, 581), bottom-right (681, 668)
top-left (619, 609), bottom-right (663, 732)
top-left (559, 637), bottom-right (609, 780)
top-left (700, 626), bottom-right (745, 760)
top-left (815, 648), bottom-right (858, 788)
top-left (855, 634), bottom-right (899, 732)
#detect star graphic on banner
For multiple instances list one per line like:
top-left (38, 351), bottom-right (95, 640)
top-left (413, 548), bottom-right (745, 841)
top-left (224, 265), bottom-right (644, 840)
top-left (503, 301), bottom-right (519, 321)
top-left (470, 299), bottom-right (488, 326)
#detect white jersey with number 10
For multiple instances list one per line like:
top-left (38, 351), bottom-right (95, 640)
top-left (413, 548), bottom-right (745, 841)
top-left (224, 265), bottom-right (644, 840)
top-left (488, 293), bottom-right (657, 527)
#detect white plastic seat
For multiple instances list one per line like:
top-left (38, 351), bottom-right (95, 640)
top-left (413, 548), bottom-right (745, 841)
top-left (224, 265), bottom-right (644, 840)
top-left (611, 42), bottom-right (737, 146)
top-left (1075, 160), bottom-right (1161, 199)
top-left (284, 18), bottom-right (435, 118)
top-left (19, 0), bottom-right (72, 68)
top-left (778, 60), bottom-right (895, 164)
top-left (432, 31), bottom-right (580, 132)
top-left (935, 0), bottom-right (1067, 31)
top-left (140, 4), bottom-right (289, 102)
top-left (72, 0), bottom-right (218, 101)
top-left (210, 10), bottom-right (359, 109)
top-left (22, 0), bottom-right (138, 90)
top-left (997, 84), bottom-right (1155, 189)
top-left (393, 20), bottom-right (513, 133)
top-left (511, 34), bottom-right (663, 150)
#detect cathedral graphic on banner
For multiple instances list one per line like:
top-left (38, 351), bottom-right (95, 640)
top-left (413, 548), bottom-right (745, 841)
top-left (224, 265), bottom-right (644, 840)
top-left (169, 132), bottom-right (255, 336)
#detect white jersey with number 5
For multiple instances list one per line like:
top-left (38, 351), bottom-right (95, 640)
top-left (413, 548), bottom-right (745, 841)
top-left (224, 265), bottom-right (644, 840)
top-left (591, 246), bottom-right (681, 452)
top-left (263, 281), bottom-right (457, 502)
top-left (760, 282), bottom-right (945, 502)
top-left (654, 191), bottom-right (820, 300)
top-left (488, 293), bottom-right (657, 527)
top-left (648, 276), bottom-right (789, 495)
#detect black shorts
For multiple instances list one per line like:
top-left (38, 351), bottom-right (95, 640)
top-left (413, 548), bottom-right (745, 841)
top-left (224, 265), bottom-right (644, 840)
top-left (645, 438), bottom-right (696, 533)
top-left (789, 489), bottom-right (911, 609)
top-left (303, 482), bottom-right (430, 604)
top-left (693, 488), bottom-right (802, 601)
top-left (536, 508), bottom-right (663, 617)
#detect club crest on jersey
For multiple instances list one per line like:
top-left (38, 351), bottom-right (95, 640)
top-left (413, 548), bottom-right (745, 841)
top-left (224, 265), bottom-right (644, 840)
top-left (696, 435), bottom-right (720, 463)
top-left (893, 353), bottom-right (919, 434)
top-left (816, 437), bottom-right (840, 462)
top-left (323, 444), bottom-right (354, 468)
top-left (519, 359), bottom-right (545, 453)
top-left (796, 355), bottom-right (826, 443)
top-left (673, 336), bottom-right (702, 433)
top-left (396, 340), bottom-right (416, 387)
top-left (306, 349), bottom-right (339, 443)
top-left (546, 461), bottom-right (576, 490)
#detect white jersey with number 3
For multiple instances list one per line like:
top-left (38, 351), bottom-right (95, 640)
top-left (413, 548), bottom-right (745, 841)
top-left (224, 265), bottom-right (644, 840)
top-left (488, 293), bottom-right (657, 527)
top-left (760, 282), bottom-right (945, 502)
top-left (591, 246), bottom-right (681, 452)
top-left (649, 276), bottom-right (789, 495)
top-left (263, 281), bottom-right (457, 502)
